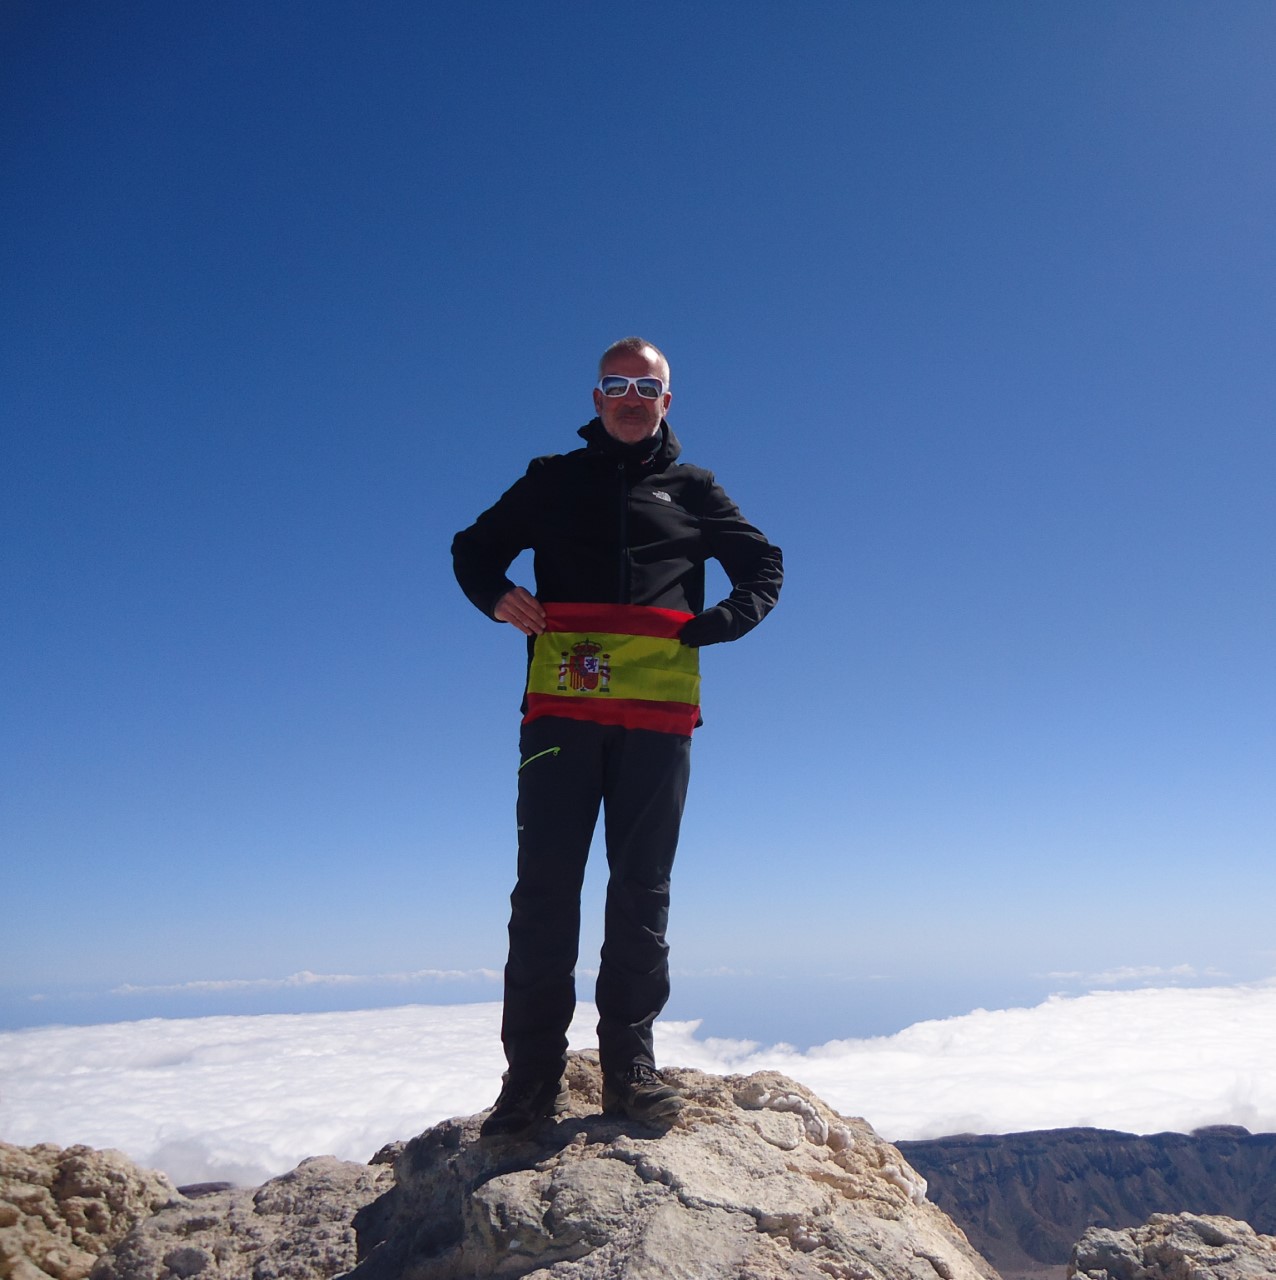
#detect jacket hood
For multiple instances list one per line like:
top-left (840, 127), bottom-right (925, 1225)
top-left (578, 417), bottom-right (682, 466)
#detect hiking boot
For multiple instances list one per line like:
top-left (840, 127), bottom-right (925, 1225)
top-left (602, 1064), bottom-right (685, 1124)
top-left (479, 1074), bottom-right (569, 1138)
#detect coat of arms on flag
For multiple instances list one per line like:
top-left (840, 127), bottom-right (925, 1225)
top-left (557, 639), bottom-right (611, 693)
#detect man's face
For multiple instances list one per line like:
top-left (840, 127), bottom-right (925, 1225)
top-left (593, 347), bottom-right (672, 445)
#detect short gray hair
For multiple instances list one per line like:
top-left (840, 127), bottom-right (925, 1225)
top-left (598, 336), bottom-right (671, 388)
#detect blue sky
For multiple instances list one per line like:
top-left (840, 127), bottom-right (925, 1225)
top-left (4, 1), bottom-right (1273, 1044)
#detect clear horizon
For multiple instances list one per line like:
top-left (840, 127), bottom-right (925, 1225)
top-left (4, 961), bottom-right (1254, 1052)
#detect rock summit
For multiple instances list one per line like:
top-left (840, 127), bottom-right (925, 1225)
top-left (348, 1053), bottom-right (999, 1280)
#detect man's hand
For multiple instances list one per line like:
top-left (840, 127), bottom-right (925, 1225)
top-left (494, 586), bottom-right (547, 636)
top-left (679, 604), bottom-right (734, 648)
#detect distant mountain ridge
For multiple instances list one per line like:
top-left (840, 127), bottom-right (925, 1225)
top-left (898, 1125), bottom-right (1276, 1278)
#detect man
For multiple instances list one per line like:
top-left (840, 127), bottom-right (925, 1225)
top-left (452, 337), bottom-right (782, 1137)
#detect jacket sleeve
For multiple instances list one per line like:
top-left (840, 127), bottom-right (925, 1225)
top-left (451, 465), bottom-right (541, 620)
top-left (680, 475), bottom-right (783, 647)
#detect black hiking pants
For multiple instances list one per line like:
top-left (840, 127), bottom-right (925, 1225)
top-left (501, 714), bottom-right (692, 1082)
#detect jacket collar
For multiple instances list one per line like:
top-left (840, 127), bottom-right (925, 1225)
top-left (578, 417), bottom-right (682, 466)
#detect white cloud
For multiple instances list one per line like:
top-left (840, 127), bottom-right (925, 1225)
top-left (0, 1004), bottom-right (509, 1186)
top-left (2, 981), bottom-right (1273, 1188)
top-left (1043, 963), bottom-right (1217, 986)
top-left (111, 968), bottom-right (502, 996)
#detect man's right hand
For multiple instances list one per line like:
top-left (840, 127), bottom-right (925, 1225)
top-left (494, 586), bottom-right (547, 636)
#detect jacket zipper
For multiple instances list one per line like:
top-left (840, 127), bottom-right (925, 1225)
top-left (617, 459), bottom-right (630, 604)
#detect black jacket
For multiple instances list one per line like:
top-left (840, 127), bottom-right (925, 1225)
top-left (452, 418), bottom-right (782, 647)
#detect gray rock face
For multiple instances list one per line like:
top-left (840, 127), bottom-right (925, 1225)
top-left (92, 1156), bottom-right (392, 1280)
top-left (898, 1127), bottom-right (1276, 1277)
top-left (0, 1142), bottom-right (180, 1280)
top-left (1070, 1213), bottom-right (1276, 1280)
top-left (348, 1054), bottom-right (1001, 1280)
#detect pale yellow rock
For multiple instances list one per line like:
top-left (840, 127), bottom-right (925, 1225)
top-left (0, 1143), bottom-right (177, 1280)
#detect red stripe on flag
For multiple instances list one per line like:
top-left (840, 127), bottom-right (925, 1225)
top-left (524, 694), bottom-right (698, 737)
top-left (541, 602), bottom-right (693, 640)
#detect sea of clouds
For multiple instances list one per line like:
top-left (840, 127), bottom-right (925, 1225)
top-left (3, 980), bottom-right (1274, 1188)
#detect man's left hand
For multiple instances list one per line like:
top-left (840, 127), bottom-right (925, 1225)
top-left (494, 585), bottom-right (547, 636)
top-left (679, 605), bottom-right (734, 648)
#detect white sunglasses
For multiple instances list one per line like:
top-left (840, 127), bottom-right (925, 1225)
top-left (596, 375), bottom-right (666, 400)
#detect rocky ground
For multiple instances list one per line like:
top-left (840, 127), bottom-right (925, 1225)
top-left (346, 1053), bottom-right (997, 1280)
top-left (5, 1058), bottom-right (1276, 1280)
top-left (1070, 1212), bottom-right (1276, 1280)
top-left (93, 1157), bottom-right (392, 1280)
top-left (0, 1142), bottom-right (179, 1280)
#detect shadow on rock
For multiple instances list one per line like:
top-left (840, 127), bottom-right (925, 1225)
top-left (344, 1051), bottom-right (998, 1280)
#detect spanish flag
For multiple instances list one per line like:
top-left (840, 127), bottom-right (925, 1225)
top-left (524, 603), bottom-right (700, 736)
